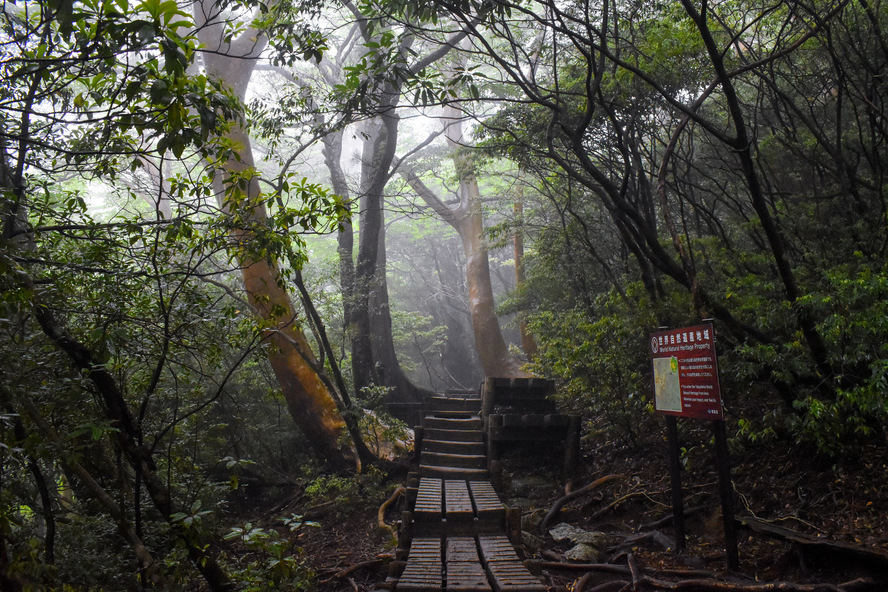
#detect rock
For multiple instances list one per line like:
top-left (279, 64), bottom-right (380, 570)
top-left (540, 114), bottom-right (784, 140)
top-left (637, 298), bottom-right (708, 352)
top-left (521, 531), bottom-right (545, 553)
top-left (564, 543), bottom-right (600, 562)
top-left (521, 509), bottom-right (545, 532)
top-left (548, 522), bottom-right (613, 547)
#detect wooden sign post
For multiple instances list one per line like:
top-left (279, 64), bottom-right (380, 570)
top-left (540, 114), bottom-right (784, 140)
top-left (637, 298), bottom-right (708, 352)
top-left (650, 323), bottom-right (739, 571)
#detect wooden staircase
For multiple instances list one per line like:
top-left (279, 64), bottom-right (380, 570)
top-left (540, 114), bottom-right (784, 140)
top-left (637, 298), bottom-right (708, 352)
top-left (389, 391), bottom-right (546, 592)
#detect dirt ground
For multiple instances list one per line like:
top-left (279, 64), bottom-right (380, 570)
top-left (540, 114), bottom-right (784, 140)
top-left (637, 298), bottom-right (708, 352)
top-left (262, 424), bottom-right (888, 592)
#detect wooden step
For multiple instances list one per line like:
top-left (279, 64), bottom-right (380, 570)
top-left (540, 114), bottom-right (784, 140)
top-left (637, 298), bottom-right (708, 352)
top-left (424, 428), bottom-right (484, 443)
top-left (484, 561), bottom-right (544, 592)
top-left (445, 480), bottom-right (474, 522)
top-left (426, 396), bottom-right (482, 414)
top-left (397, 537), bottom-right (443, 592)
top-left (478, 536), bottom-right (543, 592)
top-left (426, 409), bottom-right (480, 420)
top-left (477, 536), bottom-right (520, 564)
top-left (424, 416), bottom-right (483, 431)
top-left (408, 537), bottom-right (442, 562)
top-left (446, 537), bottom-right (480, 562)
top-left (419, 465), bottom-right (489, 481)
top-left (421, 451), bottom-right (487, 469)
top-left (414, 477), bottom-right (443, 521)
top-left (424, 439), bottom-right (486, 456)
top-left (469, 482), bottom-right (505, 523)
top-left (447, 561), bottom-right (491, 592)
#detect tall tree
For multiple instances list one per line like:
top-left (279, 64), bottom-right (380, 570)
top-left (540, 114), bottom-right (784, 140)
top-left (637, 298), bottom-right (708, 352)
top-left (295, 10), bottom-right (475, 399)
top-left (192, 0), bottom-right (359, 468)
top-left (401, 106), bottom-right (530, 377)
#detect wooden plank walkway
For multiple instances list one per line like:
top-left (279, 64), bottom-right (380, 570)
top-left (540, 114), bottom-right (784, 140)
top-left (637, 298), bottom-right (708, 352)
top-left (394, 392), bottom-right (545, 592)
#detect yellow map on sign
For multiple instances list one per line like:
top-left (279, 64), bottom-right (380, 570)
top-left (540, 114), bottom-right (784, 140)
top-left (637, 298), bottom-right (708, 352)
top-left (653, 356), bottom-right (681, 412)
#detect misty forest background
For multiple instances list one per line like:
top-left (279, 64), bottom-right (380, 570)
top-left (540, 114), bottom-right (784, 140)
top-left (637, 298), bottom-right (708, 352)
top-left (1, 0), bottom-right (887, 588)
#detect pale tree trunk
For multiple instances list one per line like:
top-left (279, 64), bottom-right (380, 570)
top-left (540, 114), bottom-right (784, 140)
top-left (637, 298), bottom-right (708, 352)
top-left (194, 0), bottom-right (354, 468)
top-left (513, 201), bottom-right (538, 358)
top-left (402, 107), bottom-right (530, 378)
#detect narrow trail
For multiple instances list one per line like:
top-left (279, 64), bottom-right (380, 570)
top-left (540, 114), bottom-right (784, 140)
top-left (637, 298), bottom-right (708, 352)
top-left (384, 385), bottom-right (567, 592)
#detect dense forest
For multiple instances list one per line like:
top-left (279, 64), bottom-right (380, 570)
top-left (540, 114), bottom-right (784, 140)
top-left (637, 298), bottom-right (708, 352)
top-left (1, 0), bottom-right (887, 588)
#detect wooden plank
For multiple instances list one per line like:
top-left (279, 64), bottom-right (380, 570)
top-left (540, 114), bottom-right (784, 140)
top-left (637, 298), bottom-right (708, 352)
top-left (477, 535), bottom-right (542, 592)
top-left (445, 480), bottom-right (474, 522)
top-left (424, 417), bottom-right (483, 430)
top-left (477, 536), bottom-right (520, 564)
top-left (399, 537), bottom-right (443, 592)
top-left (424, 428), bottom-right (485, 443)
top-left (408, 537), bottom-right (442, 562)
top-left (446, 537), bottom-right (479, 562)
top-left (397, 561), bottom-right (443, 592)
top-left (446, 561), bottom-right (491, 592)
top-left (737, 515), bottom-right (888, 570)
top-left (484, 561), bottom-right (545, 592)
top-left (422, 451), bottom-right (487, 469)
top-left (446, 537), bottom-right (490, 592)
top-left (414, 478), bottom-right (443, 521)
top-left (423, 440), bottom-right (486, 456)
top-left (469, 482), bottom-right (505, 523)
top-left (420, 466), bottom-right (489, 481)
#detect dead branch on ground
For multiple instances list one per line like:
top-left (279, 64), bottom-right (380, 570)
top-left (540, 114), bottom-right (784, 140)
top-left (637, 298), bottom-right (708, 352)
top-left (540, 474), bottom-right (625, 532)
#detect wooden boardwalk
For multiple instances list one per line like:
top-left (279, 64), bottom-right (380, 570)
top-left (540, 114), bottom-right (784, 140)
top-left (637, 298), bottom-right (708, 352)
top-left (390, 391), bottom-right (546, 592)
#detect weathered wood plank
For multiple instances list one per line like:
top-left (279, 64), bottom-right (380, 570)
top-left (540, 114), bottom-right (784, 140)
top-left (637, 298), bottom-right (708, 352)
top-left (423, 440), bottom-right (486, 456)
top-left (469, 482), bottom-right (505, 524)
top-left (424, 417), bottom-right (483, 431)
top-left (419, 466), bottom-right (489, 481)
top-left (414, 478), bottom-right (443, 521)
top-left (484, 561), bottom-right (545, 592)
top-left (422, 451), bottom-right (487, 469)
top-left (446, 537), bottom-right (479, 562)
top-left (445, 480), bottom-right (474, 522)
top-left (408, 537), bottom-right (442, 562)
top-left (398, 537), bottom-right (443, 592)
top-left (424, 428), bottom-right (485, 443)
top-left (397, 562), bottom-right (443, 592)
top-left (446, 561), bottom-right (491, 592)
top-left (477, 536), bottom-right (520, 564)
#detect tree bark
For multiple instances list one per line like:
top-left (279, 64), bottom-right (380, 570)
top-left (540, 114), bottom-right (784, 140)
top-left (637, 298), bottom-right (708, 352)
top-left (514, 201), bottom-right (538, 358)
top-left (400, 108), bottom-right (530, 378)
top-left (194, 1), bottom-right (355, 467)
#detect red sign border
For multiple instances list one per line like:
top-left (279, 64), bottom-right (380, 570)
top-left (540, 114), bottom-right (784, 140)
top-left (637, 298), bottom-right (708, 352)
top-left (650, 323), bottom-right (723, 420)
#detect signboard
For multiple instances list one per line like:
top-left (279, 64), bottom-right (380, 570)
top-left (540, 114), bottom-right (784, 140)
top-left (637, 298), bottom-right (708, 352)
top-left (650, 323), bottom-right (722, 419)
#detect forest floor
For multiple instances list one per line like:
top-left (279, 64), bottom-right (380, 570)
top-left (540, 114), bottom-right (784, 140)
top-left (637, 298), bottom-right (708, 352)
top-left (244, 421), bottom-right (888, 592)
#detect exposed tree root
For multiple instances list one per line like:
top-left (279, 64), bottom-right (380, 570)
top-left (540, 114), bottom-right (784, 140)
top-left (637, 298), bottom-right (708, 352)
top-left (540, 474), bottom-right (625, 532)
top-left (377, 486), bottom-right (405, 532)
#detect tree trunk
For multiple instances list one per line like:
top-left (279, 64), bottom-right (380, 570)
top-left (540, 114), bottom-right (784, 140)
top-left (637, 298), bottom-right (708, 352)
top-left (455, 185), bottom-right (530, 378)
top-left (514, 201), bottom-right (538, 358)
top-left (219, 126), bottom-right (355, 469)
top-left (401, 109), bottom-right (530, 379)
top-left (445, 110), bottom-right (530, 378)
top-left (349, 108), bottom-right (436, 403)
top-left (369, 207), bottom-right (436, 403)
top-left (195, 1), bottom-right (354, 468)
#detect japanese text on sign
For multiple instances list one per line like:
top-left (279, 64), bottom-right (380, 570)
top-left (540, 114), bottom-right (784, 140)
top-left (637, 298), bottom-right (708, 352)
top-left (650, 323), bottom-right (723, 420)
